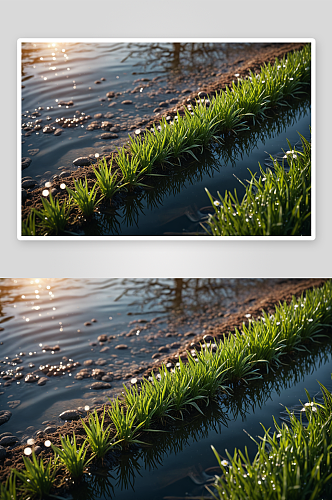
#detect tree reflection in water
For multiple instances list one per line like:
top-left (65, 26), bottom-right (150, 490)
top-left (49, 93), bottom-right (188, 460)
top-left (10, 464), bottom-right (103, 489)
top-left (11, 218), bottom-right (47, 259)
top-left (113, 277), bottom-right (252, 314)
top-left (120, 42), bottom-right (262, 75)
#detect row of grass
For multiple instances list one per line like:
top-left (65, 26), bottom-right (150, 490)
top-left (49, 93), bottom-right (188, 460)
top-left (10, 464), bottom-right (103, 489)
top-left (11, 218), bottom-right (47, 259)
top-left (209, 380), bottom-right (332, 500)
top-left (204, 132), bottom-right (311, 236)
top-left (22, 44), bottom-right (311, 235)
top-left (2, 280), bottom-right (330, 499)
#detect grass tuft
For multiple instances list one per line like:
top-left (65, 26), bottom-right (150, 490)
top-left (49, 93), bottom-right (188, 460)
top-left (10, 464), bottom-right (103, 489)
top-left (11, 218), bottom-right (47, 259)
top-left (209, 380), bottom-right (332, 500)
top-left (51, 433), bottom-right (91, 480)
top-left (81, 409), bottom-right (115, 460)
top-left (22, 209), bottom-right (37, 236)
top-left (204, 132), bottom-right (311, 236)
top-left (14, 451), bottom-right (58, 499)
top-left (34, 193), bottom-right (71, 235)
top-left (93, 156), bottom-right (125, 202)
top-left (66, 177), bottom-right (101, 217)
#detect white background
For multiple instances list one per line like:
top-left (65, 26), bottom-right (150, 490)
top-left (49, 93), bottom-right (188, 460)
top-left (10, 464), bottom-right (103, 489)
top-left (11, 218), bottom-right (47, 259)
top-left (1, 0), bottom-right (331, 278)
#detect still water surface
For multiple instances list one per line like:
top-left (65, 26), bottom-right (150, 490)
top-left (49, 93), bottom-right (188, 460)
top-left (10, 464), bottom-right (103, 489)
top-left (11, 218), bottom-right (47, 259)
top-left (21, 42), bottom-right (267, 180)
top-left (0, 278), bottom-right (278, 433)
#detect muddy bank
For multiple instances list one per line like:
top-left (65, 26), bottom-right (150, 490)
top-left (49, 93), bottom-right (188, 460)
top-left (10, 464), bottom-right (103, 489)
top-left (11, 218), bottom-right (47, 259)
top-left (0, 277), bottom-right (326, 487)
top-left (21, 42), bottom-right (307, 230)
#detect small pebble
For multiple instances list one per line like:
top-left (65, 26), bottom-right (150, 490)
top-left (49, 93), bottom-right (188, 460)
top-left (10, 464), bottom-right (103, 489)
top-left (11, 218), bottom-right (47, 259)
top-left (59, 410), bottom-right (81, 421)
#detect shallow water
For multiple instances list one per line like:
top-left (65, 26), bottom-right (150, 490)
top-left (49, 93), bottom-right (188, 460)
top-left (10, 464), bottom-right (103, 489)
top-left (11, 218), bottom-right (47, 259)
top-left (21, 42), bottom-right (268, 180)
top-left (0, 278), bottom-right (279, 435)
top-left (21, 42), bottom-right (311, 236)
top-left (77, 336), bottom-right (332, 500)
top-left (1, 279), bottom-right (330, 499)
top-left (92, 97), bottom-right (311, 236)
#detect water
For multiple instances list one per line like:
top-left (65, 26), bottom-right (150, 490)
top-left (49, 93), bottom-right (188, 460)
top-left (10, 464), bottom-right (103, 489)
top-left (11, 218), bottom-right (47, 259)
top-left (77, 337), bottom-right (332, 500)
top-left (21, 42), bottom-right (310, 236)
top-left (0, 278), bottom-right (280, 434)
top-left (21, 42), bottom-right (268, 180)
top-left (1, 279), bottom-right (330, 499)
top-left (92, 97), bottom-right (311, 236)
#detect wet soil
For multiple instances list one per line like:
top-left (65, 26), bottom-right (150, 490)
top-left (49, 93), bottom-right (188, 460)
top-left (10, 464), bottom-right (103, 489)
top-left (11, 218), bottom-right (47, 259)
top-left (0, 277), bottom-right (326, 490)
top-left (21, 43), bottom-right (307, 232)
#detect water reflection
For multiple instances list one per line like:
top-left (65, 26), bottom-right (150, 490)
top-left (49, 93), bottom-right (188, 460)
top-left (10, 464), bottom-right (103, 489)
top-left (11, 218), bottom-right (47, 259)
top-left (112, 278), bottom-right (267, 314)
top-left (92, 95), bottom-right (310, 236)
top-left (68, 336), bottom-right (332, 499)
top-left (121, 42), bottom-right (262, 75)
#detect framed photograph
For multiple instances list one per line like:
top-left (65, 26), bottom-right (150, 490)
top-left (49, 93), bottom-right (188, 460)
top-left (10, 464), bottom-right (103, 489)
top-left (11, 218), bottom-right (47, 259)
top-left (18, 39), bottom-right (315, 239)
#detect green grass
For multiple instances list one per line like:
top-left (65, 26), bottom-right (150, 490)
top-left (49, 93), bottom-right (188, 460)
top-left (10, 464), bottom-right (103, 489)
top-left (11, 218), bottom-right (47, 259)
top-left (22, 209), bottom-right (37, 236)
top-left (208, 381), bottom-right (332, 500)
top-left (93, 156), bottom-right (125, 202)
top-left (34, 193), bottom-right (71, 235)
top-left (81, 409), bottom-right (115, 460)
top-left (51, 433), bottom-right (92, 480)
top-left (115, 148), bottom-right (150, 191)
top-left (66, 177), bottom-right (101, 217)
top-left (107, 399), bottom-right (147, 448)
top-left (204, 132), bottom-right (311, 236)
top-left (110, 281), bottom-right (332, 433)
top-left (23, 44), bottom-right (312, 234)
top-left (1, 280), bottom-right (332, 496)
top-left (14, 451), bottom-right (58, 499)
top-left (0, 473), bottom-right (17, 500)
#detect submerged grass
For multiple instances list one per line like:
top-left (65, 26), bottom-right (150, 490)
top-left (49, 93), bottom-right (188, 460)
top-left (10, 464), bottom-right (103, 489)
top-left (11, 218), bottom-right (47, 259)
top-left (23, 44), bottom-right (312, 235)
top-left (209, 380), bottom-right (332, 500)
top-left (204, 133), bottom-right (311, 236)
